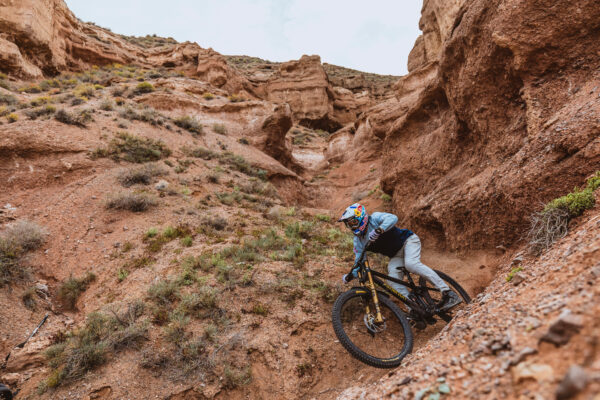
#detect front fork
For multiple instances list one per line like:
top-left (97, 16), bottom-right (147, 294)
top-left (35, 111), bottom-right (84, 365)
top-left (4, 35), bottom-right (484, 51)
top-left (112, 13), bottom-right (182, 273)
top-left (362, 261), bottom-right (384, 324)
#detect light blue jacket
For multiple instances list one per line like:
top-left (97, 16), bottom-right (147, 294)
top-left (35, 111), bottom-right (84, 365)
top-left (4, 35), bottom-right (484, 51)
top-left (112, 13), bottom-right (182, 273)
top-left (353, 212), bottom-right (398, 263)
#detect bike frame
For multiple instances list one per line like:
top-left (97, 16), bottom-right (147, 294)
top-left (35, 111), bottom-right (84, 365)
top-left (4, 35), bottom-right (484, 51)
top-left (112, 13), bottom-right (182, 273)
top-left (348, 247), bottom-right (440, 322)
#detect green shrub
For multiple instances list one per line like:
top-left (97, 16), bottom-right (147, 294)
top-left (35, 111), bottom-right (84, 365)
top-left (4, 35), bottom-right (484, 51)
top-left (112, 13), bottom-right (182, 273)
top-left (92, 132), bottom-right (171, 163)
top-left (6, 113), bottom-right (18, 123)
top-left (529, 172), bottom-right (600, 253)
top-left (174, 116), bottom-right (203, 135)
top-left (227, 94), bottom-right (245, 103)
top-left (134, 82), bottom-right (155, 95)
top-left (105, 192), bottom-right (157, 212)
top-left (116, 163), bottom-right (167, 187)
top-left (20, 84), bottom-right (42, 94)
top-left (218, 152), bottom-right (266, 179)
top-left (202, 92), bottom-right (215, 100)
top-left (180, 236), bottom-right (193, 247)
top-left (506, 266), bottom-right (523, 282)
top-left (147, 279), bottom-right (179, 305)
top-left (117, 268), bottom-right (129, 282)
top-left (381, 193), bottom-right (392, 202)
top-left (250, 303), bottom-right (269, 316)
top-left (544, 187), bottom-right (594, 218)
top-left (57, 272), bottom-right (96, 310)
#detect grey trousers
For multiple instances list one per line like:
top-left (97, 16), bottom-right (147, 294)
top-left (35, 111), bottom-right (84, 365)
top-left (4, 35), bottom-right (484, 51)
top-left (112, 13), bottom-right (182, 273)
top-left (387, 234), bottom-right (449, 298)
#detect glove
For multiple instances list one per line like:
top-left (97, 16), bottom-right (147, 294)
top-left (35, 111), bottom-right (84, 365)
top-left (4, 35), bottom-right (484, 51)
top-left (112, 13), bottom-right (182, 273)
top-left (342, 274), bottom-right (352, 284)
top-left (342, 266), bottom-right (360, 284)
top-left (369, 228), bottom-right (384, 242)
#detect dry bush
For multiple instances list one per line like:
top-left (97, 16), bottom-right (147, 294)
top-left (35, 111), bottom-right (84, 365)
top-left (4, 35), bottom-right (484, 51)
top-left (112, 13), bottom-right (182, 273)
top-left (116, 163), bottom-right (167, 187)
top-left (0, 220), bottom-right (47, 286)
top-left (42, 304), bottom-right (148, 389)
top-left (57, 272), bottom-right (96, 310)
top-left (93, 132), bottom-right (171, 163)
top-left (174, 116), bottom-right (203, 135)
top-left (55, 109), bottom-right (93, 127)
top-left (106, 192), bottom-right (157, 212)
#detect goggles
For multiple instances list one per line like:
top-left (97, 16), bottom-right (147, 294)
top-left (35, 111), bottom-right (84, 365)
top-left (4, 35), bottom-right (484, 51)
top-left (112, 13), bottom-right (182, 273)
top-left (343, 217), bottom-right (360, 230)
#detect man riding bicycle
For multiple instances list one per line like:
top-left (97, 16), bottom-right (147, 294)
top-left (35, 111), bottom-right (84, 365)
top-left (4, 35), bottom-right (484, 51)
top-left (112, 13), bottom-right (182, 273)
top-left (338, 203), bottom-right (461, 312)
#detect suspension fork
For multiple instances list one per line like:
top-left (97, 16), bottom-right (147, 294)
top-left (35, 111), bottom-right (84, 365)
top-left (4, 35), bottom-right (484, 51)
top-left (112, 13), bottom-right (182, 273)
top-left (363, 260), bottom-right (384, 324)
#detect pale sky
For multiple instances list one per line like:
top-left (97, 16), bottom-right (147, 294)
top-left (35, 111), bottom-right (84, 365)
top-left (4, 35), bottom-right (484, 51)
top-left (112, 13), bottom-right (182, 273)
top-left (65, 0), bottom-right (422, 76)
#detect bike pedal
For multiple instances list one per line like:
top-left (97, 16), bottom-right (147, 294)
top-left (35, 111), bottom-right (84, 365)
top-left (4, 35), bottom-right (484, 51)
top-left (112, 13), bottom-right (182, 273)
top-left (409, 319), bottom-right (427, 331)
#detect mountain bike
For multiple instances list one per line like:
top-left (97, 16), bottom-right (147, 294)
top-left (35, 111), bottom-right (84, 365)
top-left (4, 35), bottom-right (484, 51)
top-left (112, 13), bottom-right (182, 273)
top-left (331, 245), bottom-right (471, 368)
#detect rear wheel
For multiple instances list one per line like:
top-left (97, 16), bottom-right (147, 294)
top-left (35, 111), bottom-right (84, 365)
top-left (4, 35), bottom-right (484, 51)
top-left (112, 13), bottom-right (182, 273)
top-left (332, 288), bottom-right (413, 368)
top-left (418, 270), bottom-right (471, 320)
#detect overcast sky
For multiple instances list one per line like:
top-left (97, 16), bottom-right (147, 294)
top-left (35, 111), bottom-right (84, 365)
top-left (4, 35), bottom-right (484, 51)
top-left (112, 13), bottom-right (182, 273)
top-left (65, 1), bottom-right (422, 76)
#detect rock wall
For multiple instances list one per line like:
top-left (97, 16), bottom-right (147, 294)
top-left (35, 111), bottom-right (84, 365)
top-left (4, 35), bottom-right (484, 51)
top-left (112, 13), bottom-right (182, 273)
top-left (327, 0), bottom-right (600, 252)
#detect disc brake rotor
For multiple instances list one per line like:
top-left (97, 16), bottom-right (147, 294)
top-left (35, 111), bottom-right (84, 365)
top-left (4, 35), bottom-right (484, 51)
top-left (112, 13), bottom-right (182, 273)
top-left (363, 313), bottom-right (386, 334)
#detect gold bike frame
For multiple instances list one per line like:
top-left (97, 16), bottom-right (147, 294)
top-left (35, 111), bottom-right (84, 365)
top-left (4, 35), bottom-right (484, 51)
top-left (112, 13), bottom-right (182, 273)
top-left (363, 259), bottom-right (384, 324)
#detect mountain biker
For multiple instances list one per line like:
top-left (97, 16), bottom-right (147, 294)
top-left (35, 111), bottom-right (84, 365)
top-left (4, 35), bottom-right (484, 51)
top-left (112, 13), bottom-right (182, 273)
top-left (338, 203), bottom-right (461, 312)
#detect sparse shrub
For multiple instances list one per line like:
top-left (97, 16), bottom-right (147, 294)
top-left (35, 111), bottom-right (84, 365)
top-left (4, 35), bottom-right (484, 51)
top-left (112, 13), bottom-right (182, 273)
top-left (105, 192), bottom-right (157, 212)
top-left (202, 92), bottom-right (215, 100)
top-left (218, 152), bottom-right (266, 179)
top-left (25, 105), bottom-right (56, 120)
top-left (99, 99), bottom-right (114, 111)
top-left (381, 193), bottom-right (392, 202)
top-left (92, 132), bottom-right (171, 163)
top-left (164, 312), bottom-right (189, 344)
top-left (114, 97), bottom-right (125, 106)
top-left (6, 113), bottom-right (18, 123)
top-left (147, 279), bottom-right (179, 305)
top-left (315, 214), bottom-right (331, 222)
top-left (145, 227), bottom-right (159, 238)
top-left (20, 84), bottom-right (42, 94)
top-left (134, 82), bottom-right (155, 95)
top-left (55, 109), bottom-right (92, 127)
top-left (70, 96), bottom-right (86, 106)
top-left (528, 172), bottom-right (599, 253)
top-left (250, 303), bottom-right (269, 316)
top-left (238, 138), bottom-right (249, 145)
top-left (43, 305), bottom-right (147, 387)
top-left (57, 272), bottom-right (96, 310)
top-left (174, 116), bottom-right (203, 135)
top-left (180, 236), bottom-right (193, 247)
top-left (203, 323), bottom-right (218, 342)
top-left (0, 106), bottom-right (7, 117)
top-left (0, 93), bottom-right (17, 105)
top-left (116, 163), bottom-right (167, 187)
top-left (22, 287), bottom-right (38, 310)
top-left (117, 268), bottom-right (129, 282)
top-left (0, 220), bottom-right (47, 286)
top-left (182, 146), bottom-right (216, 160)
top-left (506, 266), bottom-right (523, 282)
top-left (212, 124), bottom-right (227, 134)
top-left (30, 96), bottom-right (52, 107)
top-left (239, 179), bottom-right (277, 198)
top-left (227, 94), bottom-right (245, 103)
top-left (73, 84), bottom-right (95, 98)
top-left (223, 365), bottom-right (252, 389)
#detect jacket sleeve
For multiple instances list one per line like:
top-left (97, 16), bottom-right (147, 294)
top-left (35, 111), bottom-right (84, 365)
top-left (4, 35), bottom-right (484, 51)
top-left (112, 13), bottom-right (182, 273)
top-left (353, 236), bottom-right (365, 264)
top-left (372, 212), bottom-right (398, 232)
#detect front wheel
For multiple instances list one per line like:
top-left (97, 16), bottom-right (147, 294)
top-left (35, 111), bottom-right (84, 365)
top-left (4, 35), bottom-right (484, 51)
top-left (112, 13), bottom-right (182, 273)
top-left (332, 288), bottom-right (413, 368)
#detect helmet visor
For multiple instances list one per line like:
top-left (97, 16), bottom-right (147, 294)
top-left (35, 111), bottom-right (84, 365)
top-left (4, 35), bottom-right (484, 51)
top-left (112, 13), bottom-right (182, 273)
top-left (344, 217), bottom-right (360, 230)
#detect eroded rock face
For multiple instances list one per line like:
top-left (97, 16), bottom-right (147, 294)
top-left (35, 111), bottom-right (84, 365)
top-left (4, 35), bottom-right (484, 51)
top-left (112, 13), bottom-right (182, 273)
top-left (377, 0), bottom-right (600, 250)
top-left (265, 55), bottom-right (339, 131)
top-left (407, 0), bottom-right (465, 72)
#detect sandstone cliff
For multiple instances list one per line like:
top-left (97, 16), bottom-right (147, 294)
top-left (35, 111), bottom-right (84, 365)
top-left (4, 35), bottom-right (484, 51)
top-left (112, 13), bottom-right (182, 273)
top-left (328, 0), bottom-right (600, 251)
